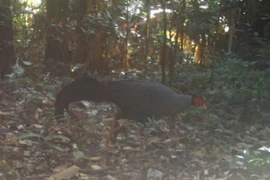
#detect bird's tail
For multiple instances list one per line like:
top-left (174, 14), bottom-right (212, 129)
top-left (55, 77), bottom-right (104, 121)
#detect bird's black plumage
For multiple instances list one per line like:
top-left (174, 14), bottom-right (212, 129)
top-left (55, 77), bottom-right (105, 120)
top-left (105, 79), bottom-right (192, 120)
top-left (55, 77), bottom-right (195, 122)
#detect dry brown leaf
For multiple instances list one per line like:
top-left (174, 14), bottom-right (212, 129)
top-left (106, 175), bottom-right (118, 180)
top-left (235, 142), bottom-right (254, 149)
top-left (48, 165), bottom-right (80, 180)
top-left (86, 156), bottom-right (102, 161)
top-left (52, 165), bottom-right (70, 172)
top-left (0, 111), bottom-right (13, 115)
top-left (90, 165), bottom-right (102, 170)
top-left (123, 146), bottom-right (139, 151)
top-left (162, 138), bottom-right (172, 144)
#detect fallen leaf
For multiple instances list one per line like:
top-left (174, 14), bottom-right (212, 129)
top-left (91, 165), bottom-right (102, 170)
top-left (48, 165), bottom-right (79, 180)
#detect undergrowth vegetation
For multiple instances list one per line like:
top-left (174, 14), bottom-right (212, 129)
top-left (170, 53), bottom-right (270, 172)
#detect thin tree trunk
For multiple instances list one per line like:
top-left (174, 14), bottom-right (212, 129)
top-left (0, 0), bottom-right (15, 78)
top-left (160, 0), bottom-right (167, 84)
top-left (179, 0), bottom-right (186, 64)
top-left (124, 2), bottom-right (130, 77)
top-left (144, 0), bottom-right (150, 74)
top-left (168, 25), bottom-right (174, 84)
top-left (44, 0), bottom-right (68, 73)
top-left (228, 9), bottom-right (235, 53)
top-left (209, 0), bottom-right (222, 90)
top-left (78, 0), bottom-right (87, 23)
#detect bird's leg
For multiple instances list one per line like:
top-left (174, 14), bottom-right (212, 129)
top-left (138, 128), bottom-right (144, 150)
top-left (106, 118), bottom-right (120, 148)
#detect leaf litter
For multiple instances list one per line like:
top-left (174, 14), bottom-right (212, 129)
top-left (0, 77), bottom-right (270, 180)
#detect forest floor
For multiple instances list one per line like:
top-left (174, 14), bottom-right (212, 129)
top-left (1, 76), bottom-right (270, 180)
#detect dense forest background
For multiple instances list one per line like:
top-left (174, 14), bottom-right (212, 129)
top-left (1, 0), bottom-right (270, 179)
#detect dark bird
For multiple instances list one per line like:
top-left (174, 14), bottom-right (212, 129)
top-left (55, 77), bottom-right (105, 120)
top-left (55, 77), bottom-right (205, 144)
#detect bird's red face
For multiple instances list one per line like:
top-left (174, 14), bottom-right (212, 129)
top-left (192, 97), bottom-right (205, 107)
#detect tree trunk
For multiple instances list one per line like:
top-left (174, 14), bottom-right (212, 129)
top-left (228, 9), bottom-right (235, 54)
top-left (123, 3), bottom-right (130, 77)
top-left (144, 0), bottom-right (150, 74)
top-left (44, 0), bottom-right (68, 73)
top-left (180, 0), bottom-right (186, 65)
top-left (160, 0), bottom-right (167, 84)
top-left (0, 0), bottom-right (15, 78)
